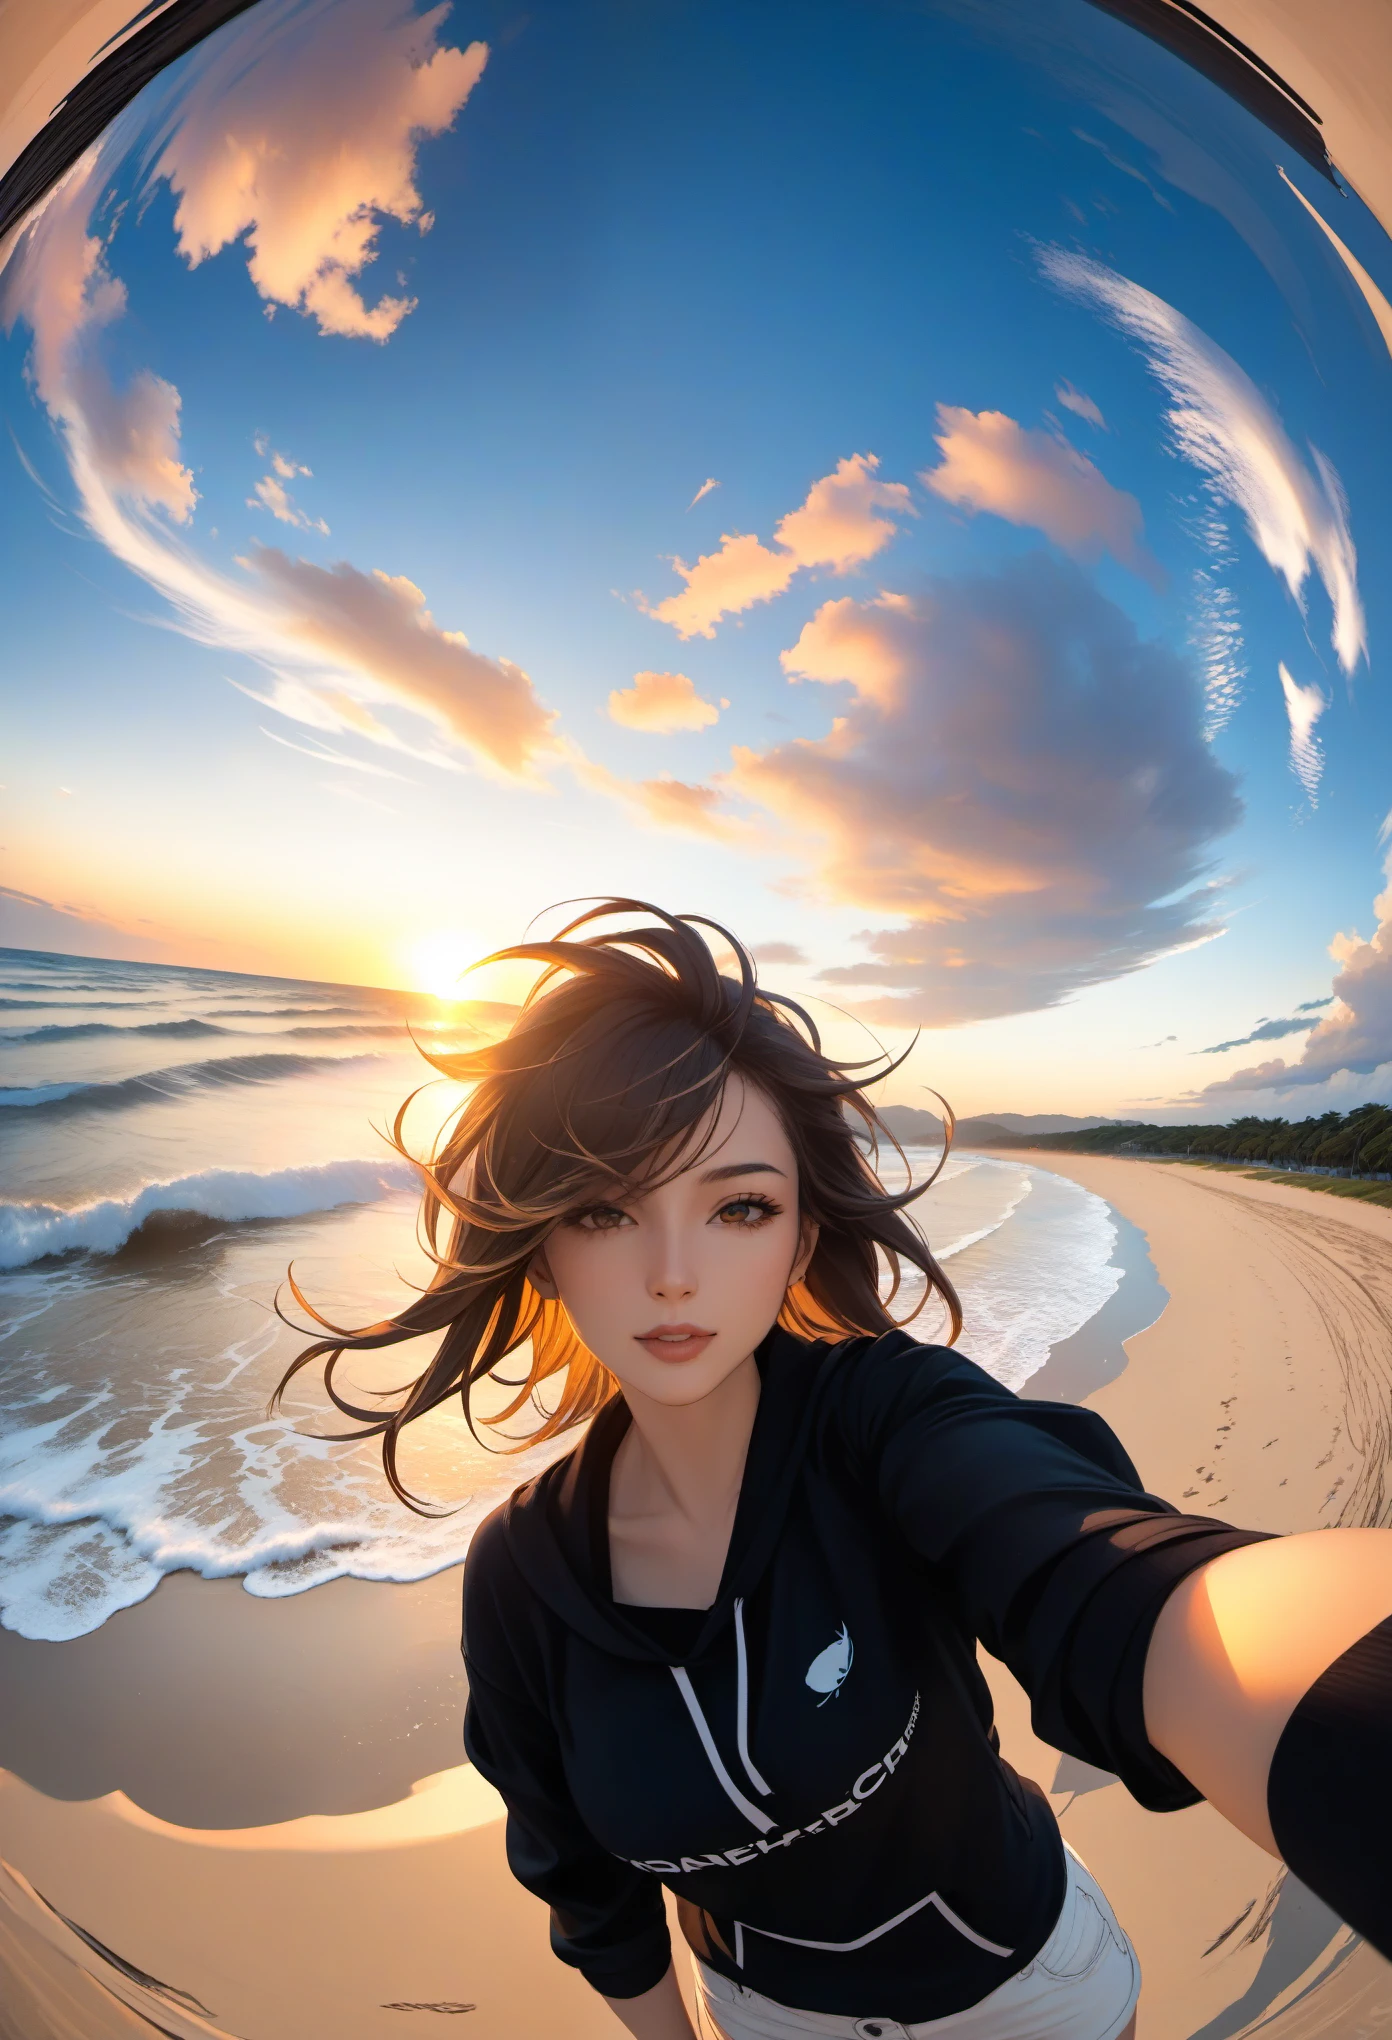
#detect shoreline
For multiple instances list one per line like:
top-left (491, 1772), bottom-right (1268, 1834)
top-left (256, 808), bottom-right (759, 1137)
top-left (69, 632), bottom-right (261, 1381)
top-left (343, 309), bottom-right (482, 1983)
top-left (0, 1157), bottom-right (1208, 1834)
top-left (0, 1150), bottom-right (1143, 1829)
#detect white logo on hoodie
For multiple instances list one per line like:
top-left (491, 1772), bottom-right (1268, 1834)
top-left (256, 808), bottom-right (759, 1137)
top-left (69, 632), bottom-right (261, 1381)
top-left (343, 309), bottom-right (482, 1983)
top-left (805, 1623), bottom-right (853, 1704)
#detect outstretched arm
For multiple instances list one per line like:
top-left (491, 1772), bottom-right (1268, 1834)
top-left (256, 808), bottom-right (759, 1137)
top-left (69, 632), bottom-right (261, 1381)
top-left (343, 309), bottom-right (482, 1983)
top-left (1143, 1527), bottom-right (1392, 1856)
top-left (604, 1967), bottom-right (696, 2040)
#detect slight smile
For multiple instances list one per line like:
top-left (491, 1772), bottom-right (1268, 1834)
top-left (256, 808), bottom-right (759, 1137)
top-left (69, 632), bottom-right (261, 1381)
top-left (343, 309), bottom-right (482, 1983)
top-left (634, 1323), bottom-right (716, 1363)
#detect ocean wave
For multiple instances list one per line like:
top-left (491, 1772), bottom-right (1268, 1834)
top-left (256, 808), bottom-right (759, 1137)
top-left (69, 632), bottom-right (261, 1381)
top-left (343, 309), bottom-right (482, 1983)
top-left (204, 1005), bottom-right (375, 1019)
top-left (0, 997), bottom-right (168, 1011)
top-left (1, 1017), bottom-right (231, 1044)
top-left (0, 1050), bottom-right (380, 1117)
top-left (0, 1158), bottom-right (418, 1270)
top-left (280, 1021), bottom-right (407, 1037)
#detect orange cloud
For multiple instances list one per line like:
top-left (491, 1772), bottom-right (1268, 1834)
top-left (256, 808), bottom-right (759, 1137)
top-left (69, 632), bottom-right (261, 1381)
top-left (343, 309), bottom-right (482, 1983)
top-left (248, 550), bottom-right (557, 777)
top-left (608, 670), bottom-right (721, 733)
top-left (922, 406), bottom-right (1161, 587)
top-left (158, 0), bottom-right (488, 340)
top-left (643, 454), bottom-right (913, 639)
top-left (632, 777), bottom-right (737, 836)
top-left (249, 470), bottom-right (329, 533)
top-left (728, 557), bottom-right (1240, 1025)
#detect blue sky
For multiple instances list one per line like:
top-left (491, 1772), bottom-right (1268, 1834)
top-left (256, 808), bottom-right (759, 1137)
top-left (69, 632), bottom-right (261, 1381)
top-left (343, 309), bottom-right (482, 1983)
top-left (4, 0), bottom-right (1392, 1118)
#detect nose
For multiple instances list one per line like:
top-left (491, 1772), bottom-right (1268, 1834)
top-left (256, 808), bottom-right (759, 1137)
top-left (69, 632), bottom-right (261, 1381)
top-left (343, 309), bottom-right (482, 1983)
top-left (647, 1213), bottom-right (697, 1304)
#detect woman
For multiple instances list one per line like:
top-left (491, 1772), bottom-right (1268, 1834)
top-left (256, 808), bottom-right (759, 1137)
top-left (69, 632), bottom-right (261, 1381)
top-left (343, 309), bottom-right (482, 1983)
top-left (278, 901), bottom-right (1392, 2040)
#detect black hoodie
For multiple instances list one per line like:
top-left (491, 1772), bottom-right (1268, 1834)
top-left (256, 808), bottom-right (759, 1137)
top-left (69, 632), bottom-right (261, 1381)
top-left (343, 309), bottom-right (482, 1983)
top-left (462, 1327), bottom-right (1269, 2022)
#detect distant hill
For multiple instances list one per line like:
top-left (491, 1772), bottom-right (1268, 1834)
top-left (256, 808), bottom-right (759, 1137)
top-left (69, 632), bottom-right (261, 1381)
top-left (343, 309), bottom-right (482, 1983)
top-left (875, 1105), bottom-right (1118, 1148)
top-left (1021, 1106), bottom-right (1392, 1178)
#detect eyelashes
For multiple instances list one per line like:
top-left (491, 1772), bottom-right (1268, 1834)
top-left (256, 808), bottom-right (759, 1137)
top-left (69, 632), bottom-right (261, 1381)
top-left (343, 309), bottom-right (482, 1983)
top-left (715, 1193), bottom-right (782, 1228)
top-left (565, 1194), bottom-right (785, 1233)
top-left (567, 1203), bottom-right (632, 1233)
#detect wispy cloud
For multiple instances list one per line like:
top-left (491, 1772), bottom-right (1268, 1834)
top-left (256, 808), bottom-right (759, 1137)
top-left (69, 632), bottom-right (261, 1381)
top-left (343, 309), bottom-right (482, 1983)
top-left (922, 405), bottom-right (1160, 587)
top-left (157, 0), bottom-right (488, 341)
top-left (1041, 246), bottom-right (1365, 673)
top-left (710, 555), bottom-right (1241, 1026)
top-left (1054, 380), bottom-right (1106, 429)
top-left (249, 467), bottom-right (329, 533)
top-left (1197, 1010), bottom-right (1325, 1054)
top-left (1279, 660), bottom-right (1327, 805)
top-left (641, 453), bottom-right (913, 640)
top-left (1186, 503), bottom-right (1246, 736)
top-left (688, 477), bottom-right (720, 508)
top-left (258, 726), bottom-right (409, 777)
top-left (608, 669), bottom-right (723, 734)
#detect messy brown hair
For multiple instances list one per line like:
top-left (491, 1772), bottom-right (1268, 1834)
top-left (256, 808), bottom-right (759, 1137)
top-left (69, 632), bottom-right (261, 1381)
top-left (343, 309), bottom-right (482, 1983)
top-left (272, 900), bottom-right (961, 1509)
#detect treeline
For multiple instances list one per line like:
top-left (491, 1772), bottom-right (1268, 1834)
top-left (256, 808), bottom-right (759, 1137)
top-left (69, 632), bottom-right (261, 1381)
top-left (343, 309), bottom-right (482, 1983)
top-left (1025, 1103), bottom-right (1392, 1177)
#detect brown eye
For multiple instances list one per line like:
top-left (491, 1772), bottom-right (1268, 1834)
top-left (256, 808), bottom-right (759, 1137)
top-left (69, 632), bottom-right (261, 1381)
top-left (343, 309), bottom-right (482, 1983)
top-left (716, 1195), bottom-right (780, 1228)
top-left (571, 1203), bottom-right (632, 1233)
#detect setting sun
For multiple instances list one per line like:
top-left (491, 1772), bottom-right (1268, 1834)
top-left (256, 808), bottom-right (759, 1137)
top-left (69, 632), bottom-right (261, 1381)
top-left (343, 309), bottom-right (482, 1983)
top-left (409, 930), bottom-right (483, 1001)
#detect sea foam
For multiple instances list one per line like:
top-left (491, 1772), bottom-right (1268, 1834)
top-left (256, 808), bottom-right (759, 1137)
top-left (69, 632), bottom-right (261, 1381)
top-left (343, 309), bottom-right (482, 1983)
top-left (0, 1158), bottom-right (418, 1269)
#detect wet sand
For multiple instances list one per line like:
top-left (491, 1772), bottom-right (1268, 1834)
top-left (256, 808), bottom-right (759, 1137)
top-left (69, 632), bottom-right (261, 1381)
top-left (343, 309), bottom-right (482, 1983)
top-left (1, 1154), bottom-right (1390, 2035)
top-left (0, 1566), bottom-right (469, 1828)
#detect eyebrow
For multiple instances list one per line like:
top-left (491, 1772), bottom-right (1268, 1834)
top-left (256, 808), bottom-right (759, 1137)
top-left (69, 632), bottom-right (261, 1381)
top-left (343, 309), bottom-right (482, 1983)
top-left (700, 1161), bottom-right (788, 1184)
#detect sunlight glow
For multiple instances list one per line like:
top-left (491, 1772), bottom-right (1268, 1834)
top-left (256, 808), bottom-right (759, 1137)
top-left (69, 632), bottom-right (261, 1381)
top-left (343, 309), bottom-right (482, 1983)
top-left (410, 930), bottom-right (484, 1001)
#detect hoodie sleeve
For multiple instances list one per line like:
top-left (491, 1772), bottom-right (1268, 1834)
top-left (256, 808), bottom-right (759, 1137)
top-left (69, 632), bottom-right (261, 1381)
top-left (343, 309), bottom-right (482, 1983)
top-left (835, 1335), bottom-right (1274, 1811)
top-left (462, 1516), bottom-right (672, 1999)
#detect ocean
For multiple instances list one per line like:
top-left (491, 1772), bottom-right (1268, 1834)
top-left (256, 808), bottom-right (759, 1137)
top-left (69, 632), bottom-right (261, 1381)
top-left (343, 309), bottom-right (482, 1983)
top-left (1, 946), bottom-right (1129, 1643)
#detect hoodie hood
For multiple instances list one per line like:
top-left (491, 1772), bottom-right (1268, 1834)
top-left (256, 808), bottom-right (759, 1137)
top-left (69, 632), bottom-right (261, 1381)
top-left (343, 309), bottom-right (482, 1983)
top-left (495, 1324), bottom-right (867, 1664)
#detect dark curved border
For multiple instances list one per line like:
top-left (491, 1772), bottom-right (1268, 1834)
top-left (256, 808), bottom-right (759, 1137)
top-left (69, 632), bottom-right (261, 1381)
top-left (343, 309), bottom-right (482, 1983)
top-left (1082, 0), bottom-right (1336, 183)
top-left (0, 0), bottom-right (266, 245)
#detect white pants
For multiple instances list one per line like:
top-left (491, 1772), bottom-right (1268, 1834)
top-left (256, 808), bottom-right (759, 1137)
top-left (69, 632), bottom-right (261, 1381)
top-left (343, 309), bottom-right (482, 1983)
top-left (692, 1844), bottom-right (1140, 2040)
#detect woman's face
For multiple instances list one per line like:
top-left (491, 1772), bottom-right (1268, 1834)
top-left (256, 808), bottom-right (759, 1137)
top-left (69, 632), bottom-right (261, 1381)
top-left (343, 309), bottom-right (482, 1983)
top-left (529, 1075), bottom-right (817, 1408)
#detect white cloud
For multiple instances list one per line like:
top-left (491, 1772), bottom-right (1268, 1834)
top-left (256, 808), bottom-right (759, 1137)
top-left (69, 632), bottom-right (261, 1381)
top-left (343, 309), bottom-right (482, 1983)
top-left (157, 0), bottom-right (488, 341)
top-left (689, 477), bottom-right (720, 508)
top-left (1278, 661), bottom-right (1326, 805)
top-left (608, 670), bottom-right (722, 733)
top-left (922, 405), bottom-right (1160, 587)
top-left (642, 454), bottom-right (914, 640)
top-left (1055, 380), bottom-right (1106, 429)
top-left (1187, 504), bottom-right (1246, 737)
top-left (1041, 246), bottom-right (1366, 673)
top-left (715, 556), bottom-right (1240, 1025)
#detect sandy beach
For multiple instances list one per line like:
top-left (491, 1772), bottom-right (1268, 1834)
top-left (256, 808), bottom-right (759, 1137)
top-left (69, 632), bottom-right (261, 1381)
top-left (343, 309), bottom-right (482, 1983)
top-left (1, 1154), bottom-right (1391, 2037)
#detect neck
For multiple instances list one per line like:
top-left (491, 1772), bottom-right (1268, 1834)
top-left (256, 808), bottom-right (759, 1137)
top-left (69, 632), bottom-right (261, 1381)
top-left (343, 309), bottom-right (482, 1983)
top-left (616, 1349), bottom-right (762, 1534)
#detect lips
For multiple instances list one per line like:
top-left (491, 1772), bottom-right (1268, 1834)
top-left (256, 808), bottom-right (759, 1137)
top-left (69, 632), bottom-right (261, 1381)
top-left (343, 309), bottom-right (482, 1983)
top-left (634, 1323), bottom-right (716, 1364)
